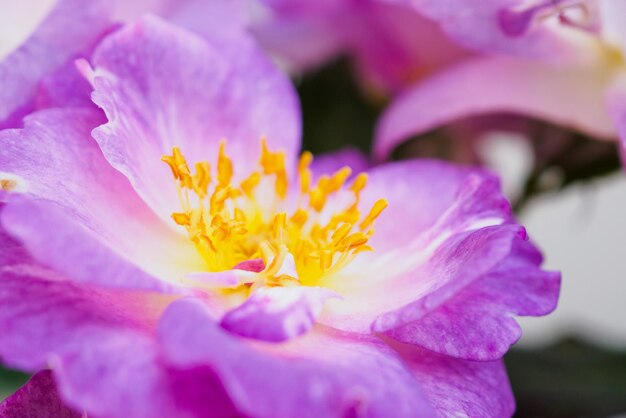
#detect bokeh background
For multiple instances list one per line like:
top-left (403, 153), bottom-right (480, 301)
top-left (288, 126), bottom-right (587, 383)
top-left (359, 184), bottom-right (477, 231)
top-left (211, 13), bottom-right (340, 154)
top-left (2, 2), bottom-right (626, 417)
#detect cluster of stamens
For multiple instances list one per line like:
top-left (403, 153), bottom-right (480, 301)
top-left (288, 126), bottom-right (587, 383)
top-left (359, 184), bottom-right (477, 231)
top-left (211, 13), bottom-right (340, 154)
top-left (161, 139), bottom-right (387, 287)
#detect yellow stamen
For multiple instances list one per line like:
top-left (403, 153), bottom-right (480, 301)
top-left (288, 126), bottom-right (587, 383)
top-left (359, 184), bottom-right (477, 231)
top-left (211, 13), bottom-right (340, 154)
top-left (350, 173), bottom-right (368, 194)
top-left (172, 212), bottom-right (190, 226)
top-left (241, 172), bottom-right (261, 197)
top-left (329, 167), bottom-right (352, 193)
top-left (217, 141), bottom-right (233, 187)
top-left (192, 162), bottom-right (211, 198)
top-left (298, 151), bottom-right (313, 194)
top-left (0, 179), bottom-right (18, 191)
top-left (161, 139), bottom-right (388, 285)
top-left (360, 199), bottom-right (388, 231)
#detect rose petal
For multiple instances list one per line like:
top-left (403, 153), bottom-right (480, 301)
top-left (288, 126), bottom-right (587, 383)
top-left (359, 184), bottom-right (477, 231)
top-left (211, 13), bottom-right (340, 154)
top-left (221, 286), bottom-right (340, 342)
top-left (0, 268), bottom-right (172, 371)
top-left (1, 197), bottom-right (180, 293)
top-left (0, 263), bottom-right (235, 418)
top-left (317, 162), bottom-right (511, 331)
top-left (360, 160), bottom-right (509, 252)
top-left (373, 232), bottom-right (561, 360)
top-left (159, 298), bottom-right (435, 417)
top-left (346, 1), bottom-right (470, 91)
top-left (0, 0), bottom-right (111, 128)
top-left (90, 16), bottom-right (300, 221)
top-left (36, 59), bottom-right (96, 110)
top-left (53, 331), bottom-right (236, 418)
top-left (0, 108), bottom-right (203, 289)
top-left (316, 160), bottom-right (557, 360)
top-left (395, 342), bottom-right (516, 418)
top-left (375, 54), bottom-right (616, 161)
top-left (405, 0), bottom-right (595, 59)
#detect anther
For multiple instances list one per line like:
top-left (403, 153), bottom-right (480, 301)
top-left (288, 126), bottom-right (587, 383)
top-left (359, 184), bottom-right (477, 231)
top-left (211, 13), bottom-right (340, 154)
top-left (360, 199), bottom-right (388, 231)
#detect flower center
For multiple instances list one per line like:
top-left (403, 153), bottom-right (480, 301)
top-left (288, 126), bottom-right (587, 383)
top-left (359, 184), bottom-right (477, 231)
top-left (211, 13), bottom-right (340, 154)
top-left (162, 139), bottom-right (387, 287)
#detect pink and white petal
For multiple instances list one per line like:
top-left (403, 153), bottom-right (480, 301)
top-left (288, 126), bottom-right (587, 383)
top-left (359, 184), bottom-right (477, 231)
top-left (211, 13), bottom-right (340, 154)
top-left (374, 54), bottom-right (617, 161)
top-left (402, 0), bottom-right (598, 60)
top-left (0, 108), bottom-right (204, 288)
top-left (220, 286), bottom-right (340, 342)
top-left (91, 16), bottom-right (300, 220)
top-left (158, 0), bottom-right (248, 42)
top-left (254, 1), bottom-right (469, 91)
top-left (0, 0), bottom-right (112, 129)
top-left (251, 0), bottom-right (354, 72)
top-left (159, 298), bottom-right (436, 418)
top-left (318, 162), bottom-right (511, 327)
top-left (2, 197), bottom-right (180, 293)
top-left (0, 267), bottom-right (233, 418)
top-left (0, 209), bottom-right (31, 267)
top-left (35, 59), bottom-right (96, 110)
top-left (320, 224), bottom-right (522, 335)
top-left (394, 343), bottom-right (515, 418)
top-left (374, 236), bottom-right (561, 360)
top-left (300, 159), bottom-right (556, 359)
top-left (53, 331), bottom-right (237, 418)
top-left (346, 1), bottom-right (471, 92)
top-left (357, 160), bottom-right (508, 252)
top-left (0, 370), bottom-right (82, 418)
top-left (112, 0), bottom-right (247, 41)
top-left (0, 269), bottom-right (173, 372)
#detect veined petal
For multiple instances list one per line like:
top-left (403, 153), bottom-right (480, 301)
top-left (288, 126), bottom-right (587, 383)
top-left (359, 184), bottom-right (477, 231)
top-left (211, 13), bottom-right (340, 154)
top-left (159, 298), bottom-right (435, 418)
top-left (375, 54), bottom-right (617, 160)
top-left (0, 0), bottom-right (111, 128)
top-left (0, 269), bottom-right (172, 372)
top-left (2, 197), bottom-right (180, 293)
top-left (0, 108), bottom-right (203, 290)
top-left (90, 16), bottom-right (300, 221)
top-left (220, 286), bottom-right (340, 342)
top-left (359, 160), bottom-right (508, 252)
top-left (321, 225), bottom-right (520, 337)
top-left (318, 160), bottom-right (558, 360)
top-left (395, 342), bottom-right (515, 418)
top-left (0, 370), bottom-right (81, 418)
top-left (0, 259), bottom-right (233, 418)
top-left (372, 228), bottom-right (560, 360)
top-left (404, 0), bottom-right (599, 59)
top-left (0, 206), bottom-right (30, 266)
top-left (53, 332), bottom-right (236, 418)
top-left (36, 59), bottom-right (95, 110)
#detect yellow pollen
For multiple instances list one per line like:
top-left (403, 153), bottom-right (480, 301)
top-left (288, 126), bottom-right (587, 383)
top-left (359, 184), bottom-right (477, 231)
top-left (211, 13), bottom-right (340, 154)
top-left (162, 139), bottom-right (388, 286)
top-left (0, 179), bottom-right (18, 191)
